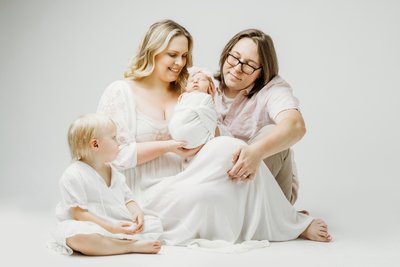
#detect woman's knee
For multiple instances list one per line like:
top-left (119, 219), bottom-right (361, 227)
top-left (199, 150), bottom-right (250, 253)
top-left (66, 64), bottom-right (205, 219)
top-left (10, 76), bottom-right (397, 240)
top-left (263, 148), bottom-right (291, 175)
top-left (205, 136), bottom-right (244, 155)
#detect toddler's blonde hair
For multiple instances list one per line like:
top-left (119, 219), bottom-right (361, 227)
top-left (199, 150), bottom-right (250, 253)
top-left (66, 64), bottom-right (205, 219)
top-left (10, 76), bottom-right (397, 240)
top-left (67, 114), bottom-right (114, 160)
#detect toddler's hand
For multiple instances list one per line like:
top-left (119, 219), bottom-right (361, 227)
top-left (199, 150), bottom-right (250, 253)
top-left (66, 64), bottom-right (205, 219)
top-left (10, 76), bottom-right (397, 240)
top-left (110, 222), bottom-right (136, 235)
top-left (131, 210), bottom-right (144, 233)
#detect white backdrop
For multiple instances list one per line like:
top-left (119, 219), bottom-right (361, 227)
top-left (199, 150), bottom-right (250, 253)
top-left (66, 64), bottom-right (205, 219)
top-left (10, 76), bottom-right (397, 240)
top-left (1, 0), bottom-right (399, 241)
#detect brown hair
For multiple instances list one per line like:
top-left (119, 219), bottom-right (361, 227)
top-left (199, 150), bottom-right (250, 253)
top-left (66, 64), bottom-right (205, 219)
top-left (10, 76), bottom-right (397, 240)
top-left (215, 29), bottom-right (279, 98)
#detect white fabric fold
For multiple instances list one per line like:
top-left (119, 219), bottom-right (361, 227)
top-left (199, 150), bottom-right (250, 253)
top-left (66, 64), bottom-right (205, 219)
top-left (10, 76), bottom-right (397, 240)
top-left (187, 239), bottom-right (270, 253)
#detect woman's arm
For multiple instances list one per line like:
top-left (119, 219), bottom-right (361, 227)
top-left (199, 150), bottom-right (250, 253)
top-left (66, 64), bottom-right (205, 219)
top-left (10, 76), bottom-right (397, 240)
top-left (98, 81), bottom-right (200, 168)
top-left (252, 109), bottom-right (306, 159)
top-left (137, 139), bottom-right (203, 164)
top-left (125, 201), bottom-right (144, 233)
top-left (136, 140), bottom-right (182, 164)
top-left (228, 109), bottom-right (305, 180)
top-left (69, 206), bottom-right (135, 235)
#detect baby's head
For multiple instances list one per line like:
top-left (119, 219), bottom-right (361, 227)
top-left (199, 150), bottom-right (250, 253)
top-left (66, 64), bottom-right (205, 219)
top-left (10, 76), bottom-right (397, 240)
top-left (67, 113), bottom-right (117, 161)
top-left (186, 67), bottom-right (216, 96)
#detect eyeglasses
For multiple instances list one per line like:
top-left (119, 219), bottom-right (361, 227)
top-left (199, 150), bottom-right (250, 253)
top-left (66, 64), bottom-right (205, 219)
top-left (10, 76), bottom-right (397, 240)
top-left (226, 53), bottom-right (261, 75)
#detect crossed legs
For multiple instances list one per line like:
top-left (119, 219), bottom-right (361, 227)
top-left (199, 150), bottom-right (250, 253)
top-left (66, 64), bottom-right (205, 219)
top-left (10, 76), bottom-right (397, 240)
top-left (66, 234), bottom-right (161, 256)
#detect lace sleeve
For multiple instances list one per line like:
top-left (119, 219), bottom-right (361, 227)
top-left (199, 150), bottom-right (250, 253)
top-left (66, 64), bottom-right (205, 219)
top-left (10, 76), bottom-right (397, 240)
top-left (97, 80), bottom-right (138, 170)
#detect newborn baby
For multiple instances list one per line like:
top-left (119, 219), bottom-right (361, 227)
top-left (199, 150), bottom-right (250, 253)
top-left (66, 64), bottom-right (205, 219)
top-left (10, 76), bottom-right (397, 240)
top-left (168, 67), bottom-right (218, 149)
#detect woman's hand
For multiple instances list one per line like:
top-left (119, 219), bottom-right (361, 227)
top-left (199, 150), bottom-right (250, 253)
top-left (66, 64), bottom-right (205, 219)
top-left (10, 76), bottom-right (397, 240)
top-left (166, 140), bottom-right (203, 159)
top-left (109, 222), bottom-right (136, 235)
top-left (130, 207), bottom-right (144, 233)
top-left (126, 201), bottom-right (144, 233)
top-left (228, 144), bottom-right (262, 181)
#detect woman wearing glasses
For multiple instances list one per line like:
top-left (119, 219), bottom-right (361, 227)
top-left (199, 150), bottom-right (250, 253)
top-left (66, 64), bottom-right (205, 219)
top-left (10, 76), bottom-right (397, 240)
top-left (214, 29), bottom-right (303, 205)
top-left (98, 21), bottom-right (331, 251)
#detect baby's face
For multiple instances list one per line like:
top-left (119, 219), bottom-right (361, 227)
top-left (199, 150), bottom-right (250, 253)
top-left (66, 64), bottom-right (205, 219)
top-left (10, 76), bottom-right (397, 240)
top-left (186, 72), bottom-right (211, 94)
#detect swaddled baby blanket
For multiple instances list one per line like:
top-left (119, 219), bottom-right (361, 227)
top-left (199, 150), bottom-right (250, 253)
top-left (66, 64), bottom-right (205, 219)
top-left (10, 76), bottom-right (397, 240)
top-left (169, 91), bottom-right (218, 149)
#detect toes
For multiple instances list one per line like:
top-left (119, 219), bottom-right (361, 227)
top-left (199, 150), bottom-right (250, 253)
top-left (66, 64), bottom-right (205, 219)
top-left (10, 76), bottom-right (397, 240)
top-left (318, 232), bottom-right (332, 242)
top-left (153, 241), bottom-right (161, 250)
top-left (317, 226), bottom-right (329, 235)
top-left (317, 229), bottom-right (328, 236)
top-left (315, 219), bottom-right (328, 229)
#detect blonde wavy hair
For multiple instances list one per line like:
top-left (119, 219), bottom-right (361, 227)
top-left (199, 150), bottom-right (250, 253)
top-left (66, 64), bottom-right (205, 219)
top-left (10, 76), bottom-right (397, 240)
top-left (67, 114), bottom-right (115, 161)
top-left (125, 19), bottom-right (193, 92)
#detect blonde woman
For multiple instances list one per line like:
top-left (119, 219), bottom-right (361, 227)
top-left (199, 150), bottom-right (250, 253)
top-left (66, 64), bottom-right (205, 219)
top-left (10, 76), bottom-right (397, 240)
top-left (98, 19), bottom-right (198, 200)
top-left (97, 20), bottom-right (331, 250)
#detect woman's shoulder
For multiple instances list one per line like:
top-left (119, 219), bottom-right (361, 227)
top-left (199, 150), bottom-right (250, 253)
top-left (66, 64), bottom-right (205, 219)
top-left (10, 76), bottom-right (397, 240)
top-left (100, 79), bottom-right (138, 103)
top-left (265, 75), bottom-right (291, 89)
top-left (259, 75), bottom-right (293, 95)
top-left (104, 79), bottom-right (134, 93)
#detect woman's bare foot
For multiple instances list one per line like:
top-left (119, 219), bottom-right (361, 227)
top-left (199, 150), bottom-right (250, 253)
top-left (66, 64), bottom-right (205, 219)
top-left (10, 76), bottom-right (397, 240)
top-left (299, 219), bottom-right (332, 242)
top-left (298, 210), bottom-right (310, 215)
top-left (131, 240), bottom-right (161, 254)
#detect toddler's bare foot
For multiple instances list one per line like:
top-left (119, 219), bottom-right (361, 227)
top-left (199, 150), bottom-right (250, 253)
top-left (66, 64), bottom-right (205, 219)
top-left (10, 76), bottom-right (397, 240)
top-left (299, 219), bottom-right (332, 242)
top-left (131, 240), bottom-right (161, 254)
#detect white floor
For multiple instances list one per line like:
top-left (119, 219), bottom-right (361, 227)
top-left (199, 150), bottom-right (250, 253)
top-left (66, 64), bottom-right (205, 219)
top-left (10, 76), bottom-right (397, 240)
top-left (2, 202), bottom-right (399, 267)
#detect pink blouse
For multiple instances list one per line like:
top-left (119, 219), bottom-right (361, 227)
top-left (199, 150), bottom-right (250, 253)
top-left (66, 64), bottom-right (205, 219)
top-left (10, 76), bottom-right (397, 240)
top-left (214, 75), bottom-right (299, 142)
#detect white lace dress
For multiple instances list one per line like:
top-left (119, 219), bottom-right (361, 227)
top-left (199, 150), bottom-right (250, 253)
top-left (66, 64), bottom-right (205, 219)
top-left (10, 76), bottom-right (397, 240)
top-left (97, 80), bottom-right (183, 204)
top-left (97, 80), bottom-right (313, 251)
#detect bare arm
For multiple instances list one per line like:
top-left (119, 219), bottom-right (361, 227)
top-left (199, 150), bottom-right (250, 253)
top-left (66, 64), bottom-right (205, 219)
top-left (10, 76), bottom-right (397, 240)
top-left (228, 109), bottom-right (306, 180)
top-left (125, 201), bottom-right (144, 233)
top-left (136, 140), bottom-right (184, 165)
top-left (136, 140), bottom-right (203, 165)
top-left (69, 206), bottom-right (135, 235)
top-left (251, 109), bottom-right (306, 159)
